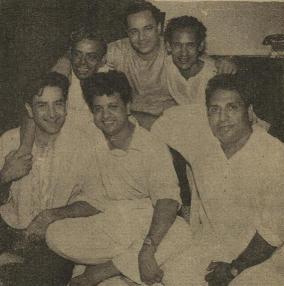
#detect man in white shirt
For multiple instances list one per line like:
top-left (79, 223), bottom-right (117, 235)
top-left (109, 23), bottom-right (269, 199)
top-left (46, 70), bottom-right (190, 286)
top-left (151, 74), bottom-right (283, 285)
top-left (0, 72), bottom-right (101, 285)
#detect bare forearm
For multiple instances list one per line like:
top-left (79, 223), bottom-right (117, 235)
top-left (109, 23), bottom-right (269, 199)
top-left (146, 199), bottom-right (179, 248)
top-left (45, 201), bottom-right (100, 223)
top-left (231, 231), bottom-right (277, 274)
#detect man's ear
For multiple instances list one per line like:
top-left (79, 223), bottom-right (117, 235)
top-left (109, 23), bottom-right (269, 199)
top-left (99, 55), bottom-right (107, 68)
top-left (166, 41), bottom-right (172, 54)
top-left (25, 103), bottom-right (34, 119)
top-left (248, 105), bottom-right (254, 122)
top-left (126, 102), bottom-right (131, 116)
top-left (198, 41), bottom-right (205, 53)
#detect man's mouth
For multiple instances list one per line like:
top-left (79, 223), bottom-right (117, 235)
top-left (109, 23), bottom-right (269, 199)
top-left (177, 57), bottom-right (190, 64)
top-left (218, 125), bottom-right (234, 133)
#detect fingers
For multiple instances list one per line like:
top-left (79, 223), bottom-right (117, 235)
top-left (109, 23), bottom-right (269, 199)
top-left (207, 261), bottom-right (219, 271)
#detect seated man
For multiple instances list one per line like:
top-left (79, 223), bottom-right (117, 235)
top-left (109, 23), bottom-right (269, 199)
top-left (46, 71), bottom-right (190, 286)
top-left (0, 72), bottom-right (101, 285)
top-left (151, 74), bottom-right (283, 285)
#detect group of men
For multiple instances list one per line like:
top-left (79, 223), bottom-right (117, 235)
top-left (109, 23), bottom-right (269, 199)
top-left (0, 0), bottom-right (283, 286)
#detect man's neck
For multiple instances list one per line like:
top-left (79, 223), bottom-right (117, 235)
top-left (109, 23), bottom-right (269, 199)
top-left (179, 59), bottom-right (204, 80)
top-left (222, 128), bottom-right (253, 159)
top-left (106, 122), bottom-right (135, 151)
top-left (35, 127), bottom-right (58, 149)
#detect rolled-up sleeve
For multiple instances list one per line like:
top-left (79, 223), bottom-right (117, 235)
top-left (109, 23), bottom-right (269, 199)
top-left (147, 142), bottom-right (181, 206)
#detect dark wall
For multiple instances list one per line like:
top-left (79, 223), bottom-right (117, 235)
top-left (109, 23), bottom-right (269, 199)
top-left (0, 0), bottom-right (283, 142)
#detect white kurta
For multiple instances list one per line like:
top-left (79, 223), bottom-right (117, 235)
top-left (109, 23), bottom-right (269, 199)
top-left (46, 124), bottom-right (191, 285)
top-left (0, 127), bottom-right (101, 229)
top-left (151, 105), bottom-right (284, 285)
top-left (165, 55), bottom-right (217, 106)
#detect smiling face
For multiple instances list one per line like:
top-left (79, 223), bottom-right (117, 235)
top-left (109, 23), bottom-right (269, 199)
top-left (92, 93), bottom-right (130, 137)
top-left (71, 39), bottom-right (105, 80)
top-left (27, 86), bottom-right (67, 135)
top-left (167, 27), bottom-right (203, 71)
top-left (127, 10), bottom-right (161, 56)
top-left (207, 88), bottom-right (252, 147)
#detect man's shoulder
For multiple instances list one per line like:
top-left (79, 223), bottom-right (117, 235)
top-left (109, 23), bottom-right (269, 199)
top-left (134, 125), bottom-right (168, 153)
top-left (107, 38), bottom-right (131, 55)
top-left (252, 126), bottom-right (284, 162)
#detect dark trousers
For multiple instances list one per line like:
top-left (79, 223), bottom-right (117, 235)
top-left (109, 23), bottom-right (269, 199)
top-left (0, 217), bottom-right (74, 286)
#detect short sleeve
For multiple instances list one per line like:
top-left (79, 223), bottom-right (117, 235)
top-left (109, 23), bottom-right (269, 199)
top-left (147, 142), bottom-right (181, 206)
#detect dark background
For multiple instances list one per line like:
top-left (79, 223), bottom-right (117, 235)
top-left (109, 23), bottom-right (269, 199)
top-left (0, 0), bottom-right (283, 140)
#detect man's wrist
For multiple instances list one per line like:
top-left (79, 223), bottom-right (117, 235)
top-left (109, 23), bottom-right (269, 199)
top-left (143, 236), bottom-right (157, 252)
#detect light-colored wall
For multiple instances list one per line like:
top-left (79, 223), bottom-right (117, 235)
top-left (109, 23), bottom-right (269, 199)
top-left (152, 0), bottom-right (284, 55)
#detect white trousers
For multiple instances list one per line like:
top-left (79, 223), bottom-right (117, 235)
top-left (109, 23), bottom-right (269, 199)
top-left (46, 204), bottom-right (190, 285)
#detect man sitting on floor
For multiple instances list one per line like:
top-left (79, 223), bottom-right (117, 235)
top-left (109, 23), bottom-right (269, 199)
top-left (0, 72), bottom-right (101, 285)
top-left (46, 70), bottom-right (190, 286)
top-left (151, 74), bottom-right (283, 285)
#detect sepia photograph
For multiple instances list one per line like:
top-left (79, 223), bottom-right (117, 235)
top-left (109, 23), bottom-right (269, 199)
top-left (0, 0), bottom-right (283, 285)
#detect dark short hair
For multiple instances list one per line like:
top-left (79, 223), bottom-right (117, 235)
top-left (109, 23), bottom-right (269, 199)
top-left (205, 74), bottom-right (253, 107)
top-left (124, 0), bottom-right (162, 27)
top-left (23, 72), bottom-right (69, 105)
top-left (70, 26), bottom-right (107, 58)
top-left (81, 70), bottom-right (132, 112)
top-left (165, 16), bottom-right (207, 48)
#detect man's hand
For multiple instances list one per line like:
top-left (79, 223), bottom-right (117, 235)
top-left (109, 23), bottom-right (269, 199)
top-left (138, 245), bottom-right (164, 285)
top-left (205, 261), bottom-right (235, 286)
top-left (0, 151), bottom-right (33, 184)
top-left (25, 210), bottom-right (54, 241)
top-left (215, 58), bottom-right (237, 75)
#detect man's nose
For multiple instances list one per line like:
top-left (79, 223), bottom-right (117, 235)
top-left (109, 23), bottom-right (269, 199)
top-left (219, 109), bottom-right (229, 122)
top-left (102, 108), bottom-right (111, 120)
top-left (79, 55), bottom-right (87, 65)
top-left (48, 106), bottom-right (56, 118)
top-left (181, 45), bottom-right (188, 56)
top-left (138, 31), bottom-right (146, 41)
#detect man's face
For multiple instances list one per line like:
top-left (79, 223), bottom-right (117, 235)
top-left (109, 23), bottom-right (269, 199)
top-left (29, 86), bottom-right (67, 135)
top-left (167, 28), bottom-right (202, 71)
top-left (127, 10), bottom-right (161, 56)
top-left (92, 93), bottom-right (130, 137)
top-left (71, 39), bottom-right (104, 80)
top-left (207, 89), bottom-right (252, 147)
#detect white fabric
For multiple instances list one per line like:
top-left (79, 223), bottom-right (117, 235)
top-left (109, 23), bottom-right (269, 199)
top-left (165, 55), bottom-right (217, 105)
top-left (0, 127), bottom-right (101, 229)
top-left (46, 124), bottom-right (189, 284)
top-left (151, 105), bottom-right (284, 285)
top-left (107, 38), bottom-right (176, 116)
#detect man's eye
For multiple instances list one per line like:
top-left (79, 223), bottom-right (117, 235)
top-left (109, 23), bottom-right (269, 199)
top-left (109, 105), bottom-right (118, 110)
top-left (173, 43), bottom-right (182, 49)
top-left (94, 106), bottom-right (102, 112)
top-left (36, 103), bottom-right (46, 108)
top-left (227, 104), bottom-right (239, 112)
top-left (208, 107), bottom-right (219, 114)
top-left (128, 29), bottom-right (138, 36)
top-left (86, 54), bottom-right (99, 62)
top-left (56, 102), bottom-right (65, 107)
top-left (145, 26), bottom-right (153, 31)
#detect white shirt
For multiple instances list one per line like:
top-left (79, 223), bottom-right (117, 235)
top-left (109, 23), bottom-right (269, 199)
top-left (152, 105), bottom-right (284, 258)
top-left (0, 126), bottom-right (102, 229)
